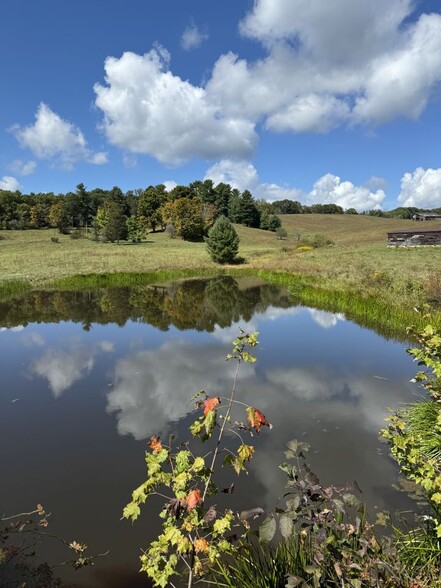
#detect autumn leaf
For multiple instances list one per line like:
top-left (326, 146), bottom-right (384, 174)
top-left (203, 396), bottom-right (220, 416)
top-left (184, 489), bottom-right (203, 511)
top-left (246, 407), bottom-right (271, 434)
top-left (148, 435), bottom-right (162, 454)
top-left (194, 537), bottom-right (209, 553)
top-left (237, 444), bottom-right (255, 462)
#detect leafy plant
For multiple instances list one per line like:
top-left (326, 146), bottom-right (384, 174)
top-left (381, 321), bottom-right (441, 580)
top-left (276, 227), bottom-right (288, 240)
top-left (297, 233), bottom-right (334, 249)
top-left (123, 330), bottom-right (272, 587)
top-left (214, 440), bottom-right (408, 588)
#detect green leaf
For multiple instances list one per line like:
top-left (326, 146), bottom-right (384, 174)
top-left (279, 462), bottom-right (294, 479)
top-left (259, 515), bottom-right (276, 543)
top-left (279, 513), bottom-right (293, 539)
top-left (122, 502), bottom-right (141, 522)
top-left (287, 439), bottom-right (298, 453)
top-left (175, 450), bottom-right (191, 473)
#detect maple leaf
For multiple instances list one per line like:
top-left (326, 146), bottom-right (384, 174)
top-left (194, 537), bottom-right (209, 553)
top-left (246, 407), bottom-right (271, 434)
top-left (148, 435), bottom-right (162, 454)
top-left (237, 444), bottom-right (255, 462)
top-left (203, 396), bottom-right (220, 416)
top-left (184, 489), bottom-right (203, 511)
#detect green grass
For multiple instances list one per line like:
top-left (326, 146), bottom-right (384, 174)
top-left (407, 399), bottom-right (441, 461)
top-left (1, 215), bottom-right (441, 337)
top-left (0, 279), bottom-right (32, 302)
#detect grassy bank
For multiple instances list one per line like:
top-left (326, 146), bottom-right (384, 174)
top-left (1, 215), bottom-right (441, 335)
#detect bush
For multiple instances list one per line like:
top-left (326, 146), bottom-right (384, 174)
top-left (298, 233), bottom-right (334, 248)
top-left (275, 227), bottom-right (287, 240)
top-left (206, 216), bottom-right (239, 264)
top-left (381, 323), bottom-right (441, 579)
top-left (165, 223), bottom-right (177, 239)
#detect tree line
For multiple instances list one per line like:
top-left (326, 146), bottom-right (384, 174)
top-left (0, 181), bottom-right (280, 241)
top-left (0, 180), bottom-right (439, 241)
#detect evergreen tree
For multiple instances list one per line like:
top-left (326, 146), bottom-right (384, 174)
top-left (236, 190), bottom-right (260, 227)
top-left (205, 215), bottom-right (239, 264)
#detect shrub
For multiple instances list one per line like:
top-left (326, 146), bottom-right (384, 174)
top-left (381, 322), bottom-right (441, 579)
top-left (165, 223), bottom-right (177, 239)
top-left (298, 233), bottom-right (334, 248)
top-left (206, 215), bottom-right (239, 264)
top-left (275, 227), bottom-right (287, 240)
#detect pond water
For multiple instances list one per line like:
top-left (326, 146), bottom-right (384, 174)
top-left (0, 276), bottom-right (419, 587)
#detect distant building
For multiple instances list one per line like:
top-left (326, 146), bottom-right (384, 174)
top-left (412, 212), bottom-right (441, 221)
top-left (387, 229), bottom-right (441, 247)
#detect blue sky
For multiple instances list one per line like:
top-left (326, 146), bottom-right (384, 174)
top-left (1, 0), bottom-right (441, 211)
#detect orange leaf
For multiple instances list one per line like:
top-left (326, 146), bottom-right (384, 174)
top-left (185, 489), bottom-right (203, 511)
top-left (203, 396), bottom-right (220, 416)
top-left (148, 435), bottom-right (162, 454)
top-left (246, 407), bottom-right (271, 434)
top-left (194, 537), bottom-right (209, 553)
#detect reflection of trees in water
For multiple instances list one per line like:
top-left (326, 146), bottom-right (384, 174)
top-left (0, 277), bottom-right (292, 332)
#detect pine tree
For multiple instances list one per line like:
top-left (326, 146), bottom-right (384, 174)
top-left (206, 216), bottom-right (239, 264)
top-left (236, 190), bottom-right (260, 227)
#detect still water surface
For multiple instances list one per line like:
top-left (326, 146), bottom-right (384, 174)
top-left (0, 276), bottom-right (418, 587)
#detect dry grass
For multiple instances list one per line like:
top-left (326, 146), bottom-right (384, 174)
top-left (1, 216), bottom-right (441, 290)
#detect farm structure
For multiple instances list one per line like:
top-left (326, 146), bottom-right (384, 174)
top-left (387, 229), bottom-right (441, 247)
top-left (412, 212), bottom-right (441, 221)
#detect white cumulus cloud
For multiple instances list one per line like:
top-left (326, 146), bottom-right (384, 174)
top-left (266, 94), bottom-right (350, 134)
top-left (205, 0), bottom-right (441, 131)
top-left (308, 173), bottom-right (385, 211)
top-left (181, 20), bottom-right (209, 51)
top-left (163, 180), bottom-right (178, 192)
top-left (0, 176), bottom-right (22, 191)
top-left (12, 102), bottom-right (108, 170)
top-left (31, 346), bottom-right (95, 398)
top-left (30, 339), bottom-right (114, 398)
top-left (94, 47), bottom-right (257, 165)
top-left (9, 160), bottom-right (36, 176)
top-left (204, 159), bottom-right (302, 201)
top-left (89, 2), bottom-right (441, 168)
top-left (204, 160), bottom-right (384, 210)
top-left (398, 167), bottom-right (441, 208)
top-left (106, 339), bottom-right (249, 439)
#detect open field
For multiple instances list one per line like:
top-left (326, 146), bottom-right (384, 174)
top-left (1, 215), bottom-right (441, 283)
top-left (1, 215), bottom-right (441, 335)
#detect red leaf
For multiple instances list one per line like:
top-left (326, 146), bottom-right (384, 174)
top-left (148, 435), bottom-right (162, 454)
top-left (203, 396), bottom-right (220, 416)
top-left (184, 489), bottom-right (203, 511)
top-left (246, 407), bottom-right (271, 434)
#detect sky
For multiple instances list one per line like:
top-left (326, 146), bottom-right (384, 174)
top-left (1, 0), bottom-right (441, 211)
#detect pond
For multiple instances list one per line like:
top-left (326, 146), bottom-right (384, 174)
top-left (0, 276), bottom-right (419, 587)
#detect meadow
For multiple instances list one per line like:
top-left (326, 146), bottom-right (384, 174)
top-left (1, 214), bottom-right (441, 334)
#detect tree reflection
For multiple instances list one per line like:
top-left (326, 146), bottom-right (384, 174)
top-left (0, 277), bottom-right (292, 332)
